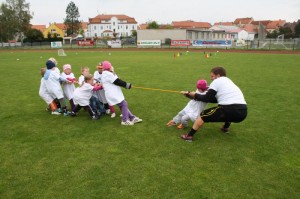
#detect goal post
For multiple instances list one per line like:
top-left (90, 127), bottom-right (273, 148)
top-left (58, 49), bottom-right (67, 56)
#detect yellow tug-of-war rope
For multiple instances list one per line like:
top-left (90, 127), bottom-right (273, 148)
top-left (132, 86), bottom-right (181, 94)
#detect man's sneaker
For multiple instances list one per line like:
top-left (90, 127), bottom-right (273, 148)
top-left (180, 134), bottom-right (193, 142)
top-left (220, 126), bottom-right (229, 133)
top-left (121, 120), bottom-right (134, 126)
top-left (177, 124), bottom-right (185, 129)
top-left (106, 109), bottom-right (110, 114)
top-left (51, 110), bottom-right (61, 115)
top-left (111, 112), bottom-right (116, 118)
top-left (132, 117), bottom-right (143, 123)
top-left (167, 120), bottom-right (176, 126)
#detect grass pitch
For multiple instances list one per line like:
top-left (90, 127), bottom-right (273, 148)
top-left (0, 49), bottom-right (299, 198)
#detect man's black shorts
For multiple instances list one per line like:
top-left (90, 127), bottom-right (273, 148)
top-left (200, 104), bottom-right (247, 123)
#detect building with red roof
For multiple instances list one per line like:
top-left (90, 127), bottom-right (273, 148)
top-left (266, 19), bottom-right (286, 33)
top-left (171, 20), bottom-right (211, 29)
top-left (87, 14), bottom-right (138, 38)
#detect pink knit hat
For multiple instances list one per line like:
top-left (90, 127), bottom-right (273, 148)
top-left (63, 64), bottom-right (71, 71)
top-left (196, 79), bottom-right (208, 90)
top-left (102, 61), bottom-right (112, 70)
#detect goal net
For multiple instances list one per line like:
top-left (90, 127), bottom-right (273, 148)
top-left (58, 49), bottom-right (67, 56)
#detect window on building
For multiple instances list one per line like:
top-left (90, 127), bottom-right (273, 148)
top-left (126, 25), bottom-right (128, 30)
top-left (94, 26), bottom-right (96, 30)
top-left (195, 32), bottom-right (198, 39)
top-left (113, 22), bottom-right (115, 26)
top-left (187, 32), bottom-right (192, 39)
top-left (132, 25), bottom-right (135, 30)
top-left (109, 25), bottom-right (111, 29)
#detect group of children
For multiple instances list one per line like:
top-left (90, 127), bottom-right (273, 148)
top-left (39, 58), bottom-right (142, 126)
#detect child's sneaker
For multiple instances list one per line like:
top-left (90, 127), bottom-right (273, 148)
top-left (167, 120), bottom-right (176, 126)
top-left (70, 111), bottom-right (77, 117)
top-left (220, 126), bottom-right (229, 133)
top-left (92, 115), bottom-right (100, 120)
top-left (180, 134), bottom-right (193, 142)
top-left (121, 120), bottom-right (134, 126)
top-left (51, 110), bottom-right (61, 115)
top-left (111, 112), bottom-right (116, 118)
top-left (177, 124), bottom-right (185, 129)
top-left (132, 117), bottom-right (142, 123)
top-left (63, 111), bottom-right (71, 116)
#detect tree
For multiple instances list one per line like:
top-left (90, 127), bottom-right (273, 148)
top-left (0, 3), bottom-right (15, 41)
top-left (24, 28), bottom-right (43, 42)
top-left (0, 0), bottom-right (32, 41)
top-left (147, 21), bottom-right (160, 29)
top-left (295, 21), bottom-right (300, 37)
top-left (64, 1), bottom-right (81, 35)
top-left (131, 30), bottom-right (137, 37)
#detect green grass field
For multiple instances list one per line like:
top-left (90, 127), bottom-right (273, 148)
top-left (0, 49), bottom-right (299, 198)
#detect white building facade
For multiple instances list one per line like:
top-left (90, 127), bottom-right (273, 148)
top-left (87, 14), bottom-right (138, 38)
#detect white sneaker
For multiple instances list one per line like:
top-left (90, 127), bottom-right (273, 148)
top-left (120, 114), bottom-right (123, 117)
top-left (51, 111), bottom-right (61, 115)
top-left (106, 109), bottom-right (110, 114)
top-left (132, 117), bottom-right (143, 123)
top-left (111, 113), bottom-right (116, 118)
top-left (121, 120), bottom-right (134, 126)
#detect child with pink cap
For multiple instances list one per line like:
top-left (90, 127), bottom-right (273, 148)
top-left (167, 79), bottom-right (208, 129)
top-left (61, 64), bottom-right (77, 111)
top-left (101, 61), bottom-right (142, 125)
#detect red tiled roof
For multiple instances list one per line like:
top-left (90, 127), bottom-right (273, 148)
top-left (172, 20), bottom-right (211, 29)
top-left (89, 14), bottom-right (137, 24)
top-left (251, 20), bottom-right (271, 26)
top-left (243, 24), bottom-right (256, 33)
top-left (31, 25), bottom-right (46, 32)
top-left (138, 24), bottom-right (148, 30)
top-left (214, 22), bottom-right (233, 26)
top-left (266, 20), bottom-right (286, 29)
top-left (81, 22), bottom-right (88, 29)
top-left (55, 23), bottom-right (67, 30)
top-left (234, 17), bottom-right (253, 25)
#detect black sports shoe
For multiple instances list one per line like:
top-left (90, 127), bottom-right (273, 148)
top-left (181, 134), bottom-right (193, 142)
top-left (220, 126), bottom-right (229, 133)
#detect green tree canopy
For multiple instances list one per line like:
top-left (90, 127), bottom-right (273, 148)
top-left (24, 28), bottom-right (44, 42)
top-left (0, 0), bottom-right (32, 42)
top-left (295, 20), bottom-right (300, 37)
top-left (147, 21), bottom-right (160, 29)
top-left (64, 1), bottom-right (81, 35)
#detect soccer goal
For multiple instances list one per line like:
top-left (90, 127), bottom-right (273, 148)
top-left (58, 49), bottom-right (67, 56)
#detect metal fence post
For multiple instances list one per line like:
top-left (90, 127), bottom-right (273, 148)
top-left (293, 39), bottom-right (295, 51)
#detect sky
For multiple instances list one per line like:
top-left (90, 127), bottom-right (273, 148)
top-left (1, 0), bottom-right (300, 25)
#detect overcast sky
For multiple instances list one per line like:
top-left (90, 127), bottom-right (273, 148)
top-left (1, 0), bottom-right (299, 25)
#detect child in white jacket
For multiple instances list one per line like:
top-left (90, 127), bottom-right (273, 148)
top-left (101, 61), bottom-right (142, 125)
top-left (43, 59), bottom-right (70, 115)
top-left (167, 79), bottom-right (208, 129)
top-left (71, 74), bottom-right (102, 120)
